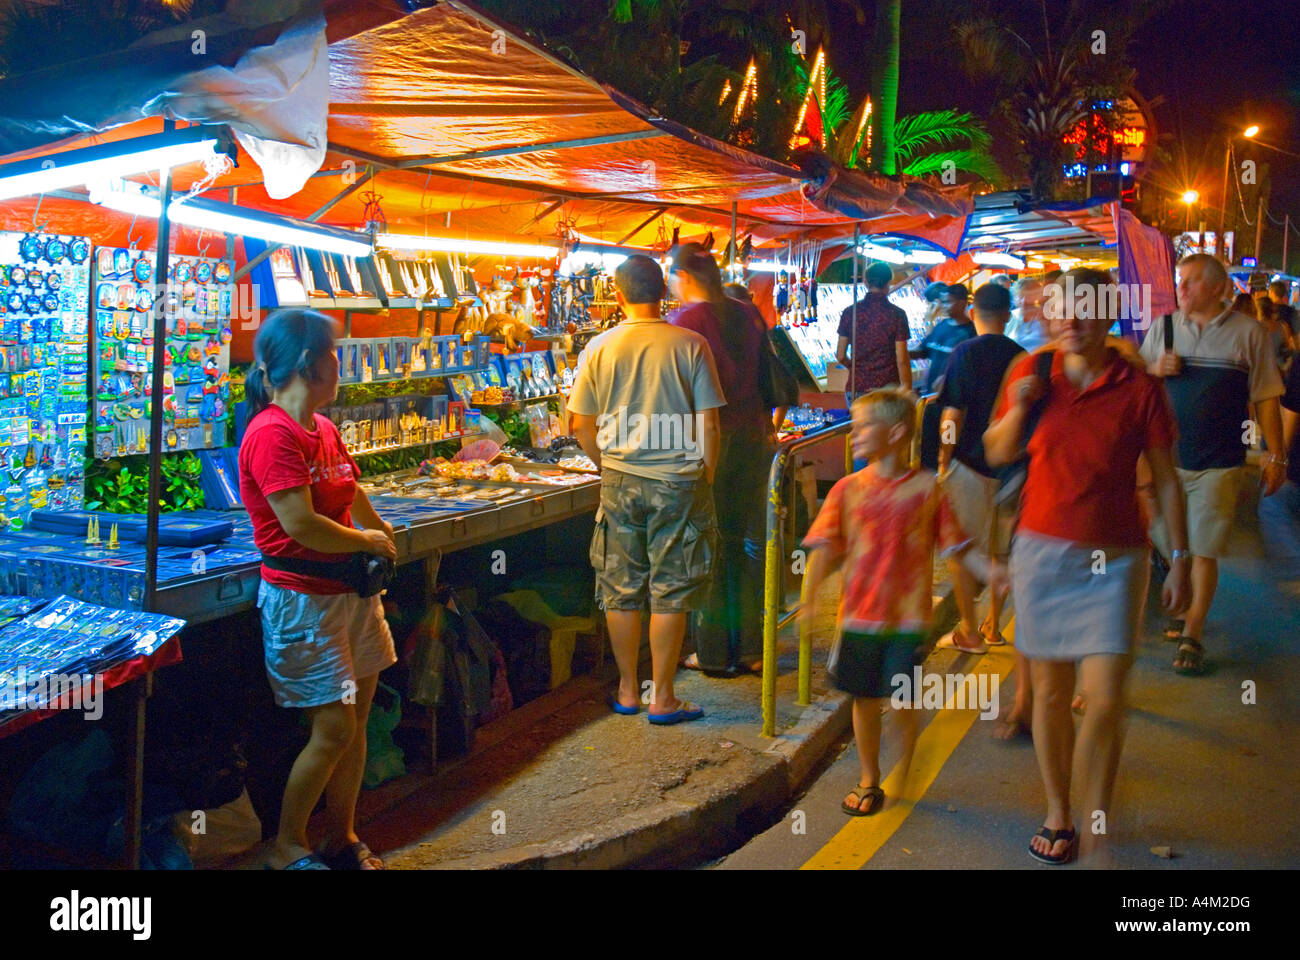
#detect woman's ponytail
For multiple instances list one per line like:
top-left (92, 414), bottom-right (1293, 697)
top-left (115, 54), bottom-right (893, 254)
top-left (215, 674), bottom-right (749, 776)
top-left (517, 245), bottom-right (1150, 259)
top-left (245, 365), bottom-right (270, 419)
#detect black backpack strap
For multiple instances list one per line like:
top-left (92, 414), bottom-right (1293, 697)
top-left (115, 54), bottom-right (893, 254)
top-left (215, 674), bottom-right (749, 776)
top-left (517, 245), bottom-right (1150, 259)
top-left (1024, 350), bottom-right (1054, 437)
top-left (1162, 313), bottom-right (1174, 352)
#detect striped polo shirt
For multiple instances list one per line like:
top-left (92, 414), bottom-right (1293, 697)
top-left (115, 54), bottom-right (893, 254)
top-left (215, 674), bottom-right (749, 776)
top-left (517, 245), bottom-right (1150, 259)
top-left (1138, 308), bottom-right (1284, 470)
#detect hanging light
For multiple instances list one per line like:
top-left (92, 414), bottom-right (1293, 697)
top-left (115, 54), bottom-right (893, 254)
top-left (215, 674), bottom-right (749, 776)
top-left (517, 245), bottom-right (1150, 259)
top-left (0, 125), bottom-right (236, 203)
top-left (376, 233), bottom-right (559, 258)
top-left (92, 179), bottom-right (373, 257)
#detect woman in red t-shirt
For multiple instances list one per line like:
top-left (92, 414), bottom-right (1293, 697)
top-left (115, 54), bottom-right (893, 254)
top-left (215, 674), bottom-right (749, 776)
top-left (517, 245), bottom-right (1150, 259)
top-left (985, 269), bottom-right (1191, 866)
top-left (237, 309), bottom-right (397, 871)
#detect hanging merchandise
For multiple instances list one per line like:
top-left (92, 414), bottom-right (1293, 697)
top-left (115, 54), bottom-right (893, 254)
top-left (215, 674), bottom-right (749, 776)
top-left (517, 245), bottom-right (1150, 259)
top-left (90, 248), bottom-right (234, 459)
top-left (0, 231), bottom-right (91, 531)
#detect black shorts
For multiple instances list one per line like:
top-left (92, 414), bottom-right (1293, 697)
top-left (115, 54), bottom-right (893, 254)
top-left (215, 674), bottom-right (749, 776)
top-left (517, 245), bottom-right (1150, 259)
top-left (828, 631), bottom-right (925, 699)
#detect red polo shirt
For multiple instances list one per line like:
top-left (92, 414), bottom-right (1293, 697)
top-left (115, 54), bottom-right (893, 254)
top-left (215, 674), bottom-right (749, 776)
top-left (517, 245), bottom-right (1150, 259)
top-left (995, 347), bottom-right (1177, 547)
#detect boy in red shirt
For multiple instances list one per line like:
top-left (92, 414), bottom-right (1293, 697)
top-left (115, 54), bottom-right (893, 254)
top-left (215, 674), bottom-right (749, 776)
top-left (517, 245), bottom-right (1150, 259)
top-left (802, 388), bottom-right (1006, 816)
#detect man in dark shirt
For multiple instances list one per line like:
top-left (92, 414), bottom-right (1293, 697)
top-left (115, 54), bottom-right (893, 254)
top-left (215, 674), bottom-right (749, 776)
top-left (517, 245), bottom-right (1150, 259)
top-left (913, 283), bottom-right (976, 395)
top-left (1269, 280), bottom-right (1299, 340)
top-left (936, 283), bottom-right (1026, 667)
top-left (915, 283), bottom-right (976, 469)
top-left (1140, 253), bottom-right (1285, 675)
top-left (835, 261), bottom-right (912, 397)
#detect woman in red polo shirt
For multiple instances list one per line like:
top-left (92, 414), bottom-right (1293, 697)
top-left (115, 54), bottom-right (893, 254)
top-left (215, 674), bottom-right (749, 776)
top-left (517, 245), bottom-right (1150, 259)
top-left (985, 269), bottom-right (1191, 865)
top-left (238, 309), bottom-right (397, 870)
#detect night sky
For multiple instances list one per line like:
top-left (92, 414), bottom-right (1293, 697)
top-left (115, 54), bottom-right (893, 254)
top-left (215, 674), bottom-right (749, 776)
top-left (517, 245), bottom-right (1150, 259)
top-left (818, 0), bottom-right (1300, 254)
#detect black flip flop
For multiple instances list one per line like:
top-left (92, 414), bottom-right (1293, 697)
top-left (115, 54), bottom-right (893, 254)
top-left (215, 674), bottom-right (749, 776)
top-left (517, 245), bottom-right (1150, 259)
top-left (841, 785), bottom-right (885, 817)
top-left (1173, 636), bottom-right (1205, 676)
top-left (1028, 826), bottom-right (1076, 864)
top-left (319, 841), bottom-right (384, 870)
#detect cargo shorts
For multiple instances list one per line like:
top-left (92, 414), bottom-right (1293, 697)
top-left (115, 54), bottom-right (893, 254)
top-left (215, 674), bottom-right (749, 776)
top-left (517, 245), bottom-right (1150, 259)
top-left (590, 467), bottom-right (717, 613)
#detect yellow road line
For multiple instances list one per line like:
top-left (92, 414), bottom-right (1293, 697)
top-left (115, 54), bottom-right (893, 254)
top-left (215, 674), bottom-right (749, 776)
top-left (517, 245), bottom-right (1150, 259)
top-left (800, 624), bottom-right (1018, 870)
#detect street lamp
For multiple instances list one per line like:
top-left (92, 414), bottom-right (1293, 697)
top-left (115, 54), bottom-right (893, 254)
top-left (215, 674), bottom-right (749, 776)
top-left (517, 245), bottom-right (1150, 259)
top-left (1219, 124), bottom-right (1259, 259)
top-left (1182, 189), bottom-right (1199, 233)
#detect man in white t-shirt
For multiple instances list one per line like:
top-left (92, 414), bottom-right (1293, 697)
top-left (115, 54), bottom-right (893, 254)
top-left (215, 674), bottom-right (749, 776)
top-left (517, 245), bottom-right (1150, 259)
top-left (569, 255), bottom-right (724, 724)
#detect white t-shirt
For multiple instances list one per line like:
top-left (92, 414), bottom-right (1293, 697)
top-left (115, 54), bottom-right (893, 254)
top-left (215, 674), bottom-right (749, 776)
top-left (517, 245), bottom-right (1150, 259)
top-left (568, 318), bottom-right (726, 481)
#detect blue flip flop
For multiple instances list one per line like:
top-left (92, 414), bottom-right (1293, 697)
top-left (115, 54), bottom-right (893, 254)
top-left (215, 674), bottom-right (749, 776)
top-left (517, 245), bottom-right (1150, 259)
top-left (648, 701), bottom-right (705, 725)
top-left (607, 694), bottom-right (640, 715)
top-left (266, 853), bottom-right (330, 870)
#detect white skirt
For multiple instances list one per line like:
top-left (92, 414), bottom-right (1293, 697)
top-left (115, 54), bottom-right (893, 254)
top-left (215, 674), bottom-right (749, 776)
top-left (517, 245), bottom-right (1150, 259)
top-left (1009, 529), bottom-right (1150, 660)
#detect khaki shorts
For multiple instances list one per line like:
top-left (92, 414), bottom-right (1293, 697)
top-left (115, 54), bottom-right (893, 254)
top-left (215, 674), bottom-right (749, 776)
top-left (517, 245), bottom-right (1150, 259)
top-left (941, 459), bottom-right (1016, 557)
top-left (257, 580), bottom-right (396, 709)
top-left (1177, 466), bottom-right (1243, 558)
top-left (590, 468), bottom-right (717, 613)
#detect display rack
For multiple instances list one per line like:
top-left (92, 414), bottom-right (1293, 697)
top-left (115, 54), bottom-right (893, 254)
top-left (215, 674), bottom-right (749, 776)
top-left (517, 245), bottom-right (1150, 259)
top-left (0, 231), bottom-right (91, 529)
top-left (89, 248), bottom-right (233, 458)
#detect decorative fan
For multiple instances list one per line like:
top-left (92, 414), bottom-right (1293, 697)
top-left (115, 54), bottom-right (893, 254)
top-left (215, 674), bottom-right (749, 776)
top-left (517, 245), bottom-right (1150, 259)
top-left (453, 438), bottom-right (501, 462)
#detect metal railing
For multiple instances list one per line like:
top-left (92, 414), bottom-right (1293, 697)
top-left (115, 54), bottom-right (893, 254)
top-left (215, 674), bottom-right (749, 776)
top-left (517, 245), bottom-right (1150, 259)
top-left (760, 419), bottom-right (853, 737)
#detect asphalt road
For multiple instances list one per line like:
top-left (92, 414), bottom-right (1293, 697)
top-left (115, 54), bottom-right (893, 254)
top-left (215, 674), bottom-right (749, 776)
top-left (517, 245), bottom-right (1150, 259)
top-left (714, 514), bottom-right (1300, 870)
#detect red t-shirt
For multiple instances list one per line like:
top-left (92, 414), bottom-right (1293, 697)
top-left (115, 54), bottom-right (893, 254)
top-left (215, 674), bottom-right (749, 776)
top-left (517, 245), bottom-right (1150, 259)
top-left (802, 468), bottom-right (969, 634)
top-left (668, 299), bottom-right (767, 433)
top-left (994, 348), bottom-right (1177, 547)
top-left (238, 404), bottom-right (361, 594)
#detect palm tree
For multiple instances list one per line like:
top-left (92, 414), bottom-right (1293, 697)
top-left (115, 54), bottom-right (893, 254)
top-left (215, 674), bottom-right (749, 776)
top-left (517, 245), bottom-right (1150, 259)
top-left (868, 0), bottom-right (900, 175)
top-left (809, 62), bottom-right (1000, 185)
top-left (952, 1), bottom-right (1172, 199)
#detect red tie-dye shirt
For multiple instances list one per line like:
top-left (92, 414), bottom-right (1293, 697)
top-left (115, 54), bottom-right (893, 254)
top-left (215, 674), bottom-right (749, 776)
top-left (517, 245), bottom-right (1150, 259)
top-left (802, 468), bottom-right (970, 634)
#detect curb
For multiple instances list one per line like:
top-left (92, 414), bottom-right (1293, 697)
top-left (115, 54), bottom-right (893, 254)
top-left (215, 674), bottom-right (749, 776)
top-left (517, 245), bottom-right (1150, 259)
top-left (411, 581), bottom-right (960, 870)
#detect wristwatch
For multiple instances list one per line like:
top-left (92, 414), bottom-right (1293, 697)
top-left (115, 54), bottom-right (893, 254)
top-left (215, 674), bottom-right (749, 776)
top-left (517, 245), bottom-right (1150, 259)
top-left (1171, 549), bottom-right (1190, 562)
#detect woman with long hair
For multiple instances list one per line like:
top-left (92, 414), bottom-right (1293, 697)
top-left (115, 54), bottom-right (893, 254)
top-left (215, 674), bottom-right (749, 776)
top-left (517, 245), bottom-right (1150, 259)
top-left (670, 244), bottom-right (775, 676)
top-left (238, 309), bottom-right (398, 870)
top-left (985, 269), bottom-right (1191, 865)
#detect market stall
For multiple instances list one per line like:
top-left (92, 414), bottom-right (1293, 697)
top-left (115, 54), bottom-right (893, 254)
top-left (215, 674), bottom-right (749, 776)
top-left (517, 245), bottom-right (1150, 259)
top-left (0, 0), bottom-right (975, 868)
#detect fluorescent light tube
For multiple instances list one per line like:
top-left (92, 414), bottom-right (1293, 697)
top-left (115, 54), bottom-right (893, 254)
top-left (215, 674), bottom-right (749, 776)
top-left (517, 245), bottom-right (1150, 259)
top-left (92, 180), bottom-right (372, 257)
top-left (858, 242), bottom-right (905, 264)
top-left (972, 252), bottom-right (1027, 269)
top-left (376, 233), bottom-right (559, 258)
top-left (904, 249), bottom-right (947, 264)
top-left (0, 126), bottom-right (231, 202)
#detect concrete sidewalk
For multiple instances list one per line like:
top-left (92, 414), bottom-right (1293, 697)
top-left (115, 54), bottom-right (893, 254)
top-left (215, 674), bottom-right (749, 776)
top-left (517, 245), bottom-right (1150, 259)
top-left (358, 573), bottom-right (958, 870)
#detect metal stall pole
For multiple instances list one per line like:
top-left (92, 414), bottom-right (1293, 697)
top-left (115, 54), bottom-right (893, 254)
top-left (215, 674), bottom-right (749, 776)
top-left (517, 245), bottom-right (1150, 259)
top-left (130, 119), bottom-right (177, 870)
top-left (847, 225), bottom-right (860, 473)
top-left (761, 421), bottom-right (853, 735)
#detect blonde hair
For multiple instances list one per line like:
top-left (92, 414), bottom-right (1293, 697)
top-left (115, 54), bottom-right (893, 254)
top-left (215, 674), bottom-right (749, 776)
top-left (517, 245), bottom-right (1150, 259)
top-left (851, 387), bottom-right (916, 439)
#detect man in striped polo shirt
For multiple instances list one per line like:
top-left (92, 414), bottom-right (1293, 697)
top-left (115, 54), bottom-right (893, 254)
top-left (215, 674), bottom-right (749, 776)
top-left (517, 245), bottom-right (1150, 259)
top-left (1140, 253), bottom-right (1286, 676)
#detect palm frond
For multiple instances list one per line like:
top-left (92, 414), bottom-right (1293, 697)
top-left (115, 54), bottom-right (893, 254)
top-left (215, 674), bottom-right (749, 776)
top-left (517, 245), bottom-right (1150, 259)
top-left (892, 110), bottom-right (991, 161)
top-left (903, 149), bottom-right (1002, 185)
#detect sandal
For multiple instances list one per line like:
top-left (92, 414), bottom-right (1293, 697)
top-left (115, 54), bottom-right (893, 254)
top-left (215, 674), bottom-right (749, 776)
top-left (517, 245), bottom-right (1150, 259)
top-left (266, 853), bottom-right (330, 870)
top-left (319, 841), bottom-right (384, 871)
top-left (1163, 619), bottom-right (1184, 642)
top-left (1173, 637), bottom-right (1205, 676)
top-left (951, 627), bottom-right (987, 655)
top-left (1028, 826), bottom-right (1077, 864)
top-left (841, 784), bottom-right (885, 817)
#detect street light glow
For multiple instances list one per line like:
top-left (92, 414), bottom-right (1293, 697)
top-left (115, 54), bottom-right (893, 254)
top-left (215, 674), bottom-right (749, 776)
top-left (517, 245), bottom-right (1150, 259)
top-left (1181, 189), bottom-right (1199, 204)
top-left (1243, 125), bottom-right (1259, 138)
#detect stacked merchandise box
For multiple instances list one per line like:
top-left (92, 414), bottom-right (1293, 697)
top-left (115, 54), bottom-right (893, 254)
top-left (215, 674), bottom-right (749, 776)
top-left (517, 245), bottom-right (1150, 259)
top-left (0, 231), bottom-right (92, 531)
top-left (90, 248), bottom-right (234, 459)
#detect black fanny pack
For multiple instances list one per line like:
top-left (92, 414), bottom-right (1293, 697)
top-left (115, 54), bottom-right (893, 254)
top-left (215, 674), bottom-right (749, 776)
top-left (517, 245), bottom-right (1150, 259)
top-left (260, 552), bottom-right (395, 598)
